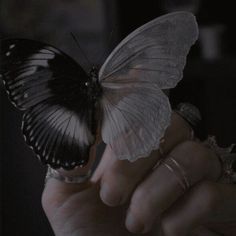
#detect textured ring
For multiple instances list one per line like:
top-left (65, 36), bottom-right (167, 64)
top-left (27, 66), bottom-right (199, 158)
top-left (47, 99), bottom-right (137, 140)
top-left (45, 166), bottom-right (92, 184)
top-left (175, 102), bottom-right (202, 128)
top-left (204, 136), bottom-right (236, 184)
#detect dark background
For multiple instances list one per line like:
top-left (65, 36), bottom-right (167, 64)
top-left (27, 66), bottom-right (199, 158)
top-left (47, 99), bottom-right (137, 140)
top-left (1, 1), bottom-right (236, 235)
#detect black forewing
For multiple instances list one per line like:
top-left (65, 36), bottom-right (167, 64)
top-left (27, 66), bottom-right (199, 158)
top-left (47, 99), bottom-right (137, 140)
top-left (0, 39), bottom-right (96, 169)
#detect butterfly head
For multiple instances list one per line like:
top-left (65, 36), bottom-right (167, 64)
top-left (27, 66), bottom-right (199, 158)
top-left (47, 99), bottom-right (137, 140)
top-left (89, 66), bottom-right (98, 80)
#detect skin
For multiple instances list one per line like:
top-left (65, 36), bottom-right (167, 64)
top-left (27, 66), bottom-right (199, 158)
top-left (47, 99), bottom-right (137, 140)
top-left (42, 113), bottom-right (236, 236)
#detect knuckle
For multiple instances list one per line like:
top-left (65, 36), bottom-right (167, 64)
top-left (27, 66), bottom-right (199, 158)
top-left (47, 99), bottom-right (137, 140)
top-left (174, 141), bottom-right (202, 162)
top-left (169, 140), bottom-right (221, 185)
top-left (161, 217), bottom-right (179, 236)
top-left (130, 187), bottom-right (153, 221)
top-left (100, 173), bottom-right (130, 206)
top-left (106, 162), bottom-right (135, 184)
top-left (100, 185), bottom-right (120, 206)
top-left (179, 140), bottom-right (205, 155)
top-left (196, 182), bottom-right (221, 212)
top-left (102, 167), bottom-right (130, 189)
top-left (175, 140), bottom-right (216, 165)
top-left (101, 161), bottom-right (146, 206)
top-left (131, 187), bottom-right (147, 209)
top-left (178, 140), bottom-right (221, 180)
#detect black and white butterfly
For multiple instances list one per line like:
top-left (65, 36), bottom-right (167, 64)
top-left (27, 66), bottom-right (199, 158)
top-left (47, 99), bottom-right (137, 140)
top-left (0, 12), bottom-right (198, 170)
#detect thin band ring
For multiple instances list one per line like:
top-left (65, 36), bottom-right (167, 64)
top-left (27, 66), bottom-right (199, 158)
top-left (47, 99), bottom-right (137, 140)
top-left (169, 156), bottom-right (190, 189)
top-left (162, 156), bottom-right (190, 193)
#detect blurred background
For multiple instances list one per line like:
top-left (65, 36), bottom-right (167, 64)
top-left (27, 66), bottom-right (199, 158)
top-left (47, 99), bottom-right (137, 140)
top-left (0, 0), bottom-right (236, 235)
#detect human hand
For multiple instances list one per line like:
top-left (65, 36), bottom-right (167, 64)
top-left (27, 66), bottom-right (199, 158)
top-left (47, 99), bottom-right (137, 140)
top-left (42, 112), bottom-right (236, 236)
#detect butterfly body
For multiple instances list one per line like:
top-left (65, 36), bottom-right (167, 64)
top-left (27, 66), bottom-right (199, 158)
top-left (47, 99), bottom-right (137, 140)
top-left (87, 66), bottom-right (103, 102)
top-left (0, 12), bottom-right (199, 169)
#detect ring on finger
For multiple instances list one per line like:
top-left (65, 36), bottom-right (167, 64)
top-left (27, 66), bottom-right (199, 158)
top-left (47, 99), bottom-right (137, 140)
top-left (204, 135), bottom-right (236, 184)
top-left (162, 156), bottom-right (190, 193)
top-left (45, 166), bottom-right (92, 184)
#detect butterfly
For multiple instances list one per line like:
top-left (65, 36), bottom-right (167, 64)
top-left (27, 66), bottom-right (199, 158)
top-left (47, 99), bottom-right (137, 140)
top-left (0, 12), bottom-right (198, 170)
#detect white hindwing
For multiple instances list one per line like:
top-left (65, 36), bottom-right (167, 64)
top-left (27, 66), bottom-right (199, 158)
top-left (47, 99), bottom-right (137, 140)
top-left (99, 11), bottom-right (198, 161)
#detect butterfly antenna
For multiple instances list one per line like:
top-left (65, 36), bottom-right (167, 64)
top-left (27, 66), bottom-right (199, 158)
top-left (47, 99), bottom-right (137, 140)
top-left (70, 32), bottom-right (92, 68)
top-left (98, 28), bottom-right (116, 64)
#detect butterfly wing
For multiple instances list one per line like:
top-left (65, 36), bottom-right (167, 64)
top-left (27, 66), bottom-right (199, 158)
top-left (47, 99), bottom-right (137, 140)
top-left (0, 39), bottom-right (96, 169)
top-left (99, 12), bottom-right (198, 161)
top-left (101, 84), bottom-right (171, 161)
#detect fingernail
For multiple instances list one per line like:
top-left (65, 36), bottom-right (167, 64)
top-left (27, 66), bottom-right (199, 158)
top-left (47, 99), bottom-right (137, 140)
top-left (100, 183), bottom-right (121, 206)
top-left (126, 211), bottom-right (145, 234)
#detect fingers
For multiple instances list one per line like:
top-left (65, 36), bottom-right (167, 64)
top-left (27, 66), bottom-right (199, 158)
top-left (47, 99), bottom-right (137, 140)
top-left (125, 141), bottom-right (222, 234)
top-left (98, 145), bottom-right (162, 206)
top-left (190, 226), bottom-right (222, 236)
top-left (93, 112), bottom-right (194, 207)
top-left (161, 182), bottom-right (236, 236)
top-left (161, 181), bottom-right (222, 236)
